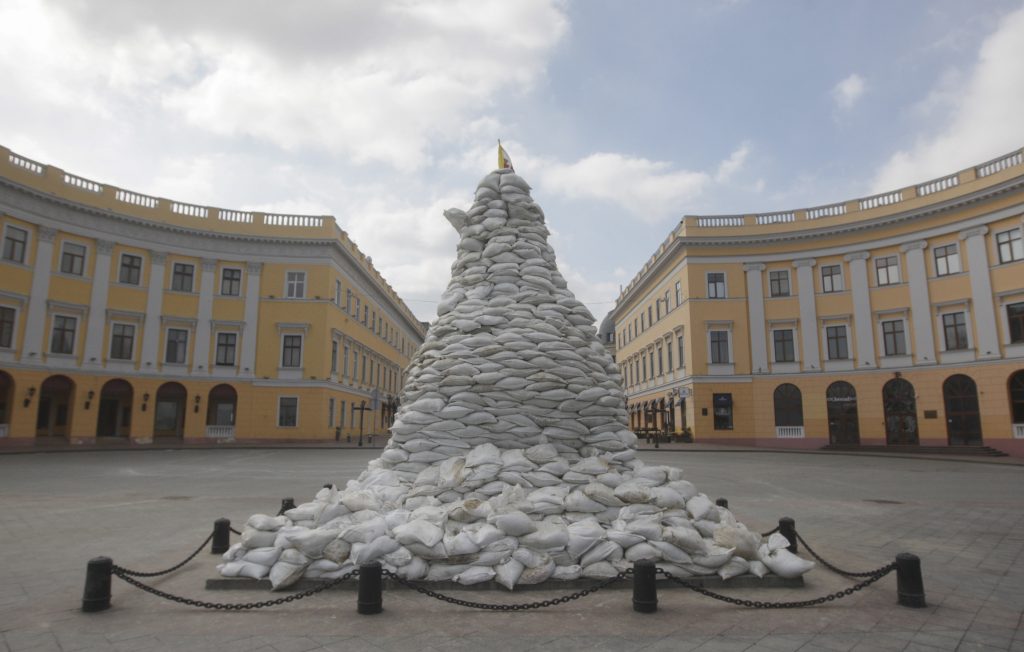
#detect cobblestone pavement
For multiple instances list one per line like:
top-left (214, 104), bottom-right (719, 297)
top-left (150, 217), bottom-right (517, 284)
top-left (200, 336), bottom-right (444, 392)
top-left (0, 449), bottom-right (1021, 651)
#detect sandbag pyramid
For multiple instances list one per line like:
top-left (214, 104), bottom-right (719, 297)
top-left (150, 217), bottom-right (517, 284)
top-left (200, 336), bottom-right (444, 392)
top-left (219, 167), bottom-right (815, 589)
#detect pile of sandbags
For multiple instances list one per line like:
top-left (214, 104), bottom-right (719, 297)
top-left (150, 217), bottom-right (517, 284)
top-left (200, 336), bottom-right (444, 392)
top-left (220, 168), bottom-right (815, 589)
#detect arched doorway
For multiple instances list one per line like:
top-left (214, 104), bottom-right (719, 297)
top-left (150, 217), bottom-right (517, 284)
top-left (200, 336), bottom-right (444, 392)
top-left (773, 383), bottom-right (804, 437)
top-left (883, 378), bottom-right (918, 445)
top-left (826, 381), bottom-right (860, 445)
top-left (1009, 371), bottom-right (1024, 439)
top-left (36, 375), bottom-right (74, 438)
top-left (96, 379), bottom-right (132, 438)
top-left (206, 384), bottom-right (237, 438)
top-left (154, 382), bottom-right (187, 438)
top-left (0, 370), bottom-right (13, 438)
top-left (943, 374), bottom-right (982, 446)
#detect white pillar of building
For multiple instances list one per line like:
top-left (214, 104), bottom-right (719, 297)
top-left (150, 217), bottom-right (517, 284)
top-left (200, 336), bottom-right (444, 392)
top-left (844, 251), bottom-right (875, 367)
top-left (793, 258), bottom-right (820, 371)
top-left (743, 263), bottom-right (768, 373)
top-left (140, 251), bottom-right (166, 372)
top-left (21, 226), bottom-right (57, 360)
top-left (240, 262), bottom-right (262, 377)
top-left (900, 240), bottom-right (937, 365)
top-left (960, 226), bottom-right (1000, 359)
top-left (82, 239), bottom-right (115, 367)
top-left (192, 259), bottom-right (217, 374)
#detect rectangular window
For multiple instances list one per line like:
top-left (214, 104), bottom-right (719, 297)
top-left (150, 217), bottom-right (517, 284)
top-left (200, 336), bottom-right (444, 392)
top-left (363, 305), bottom-right (368, 325)
top-left (826, 325), bottom-right (849, 360)
top-left (882, 320), bottom-right (906, 356)
top-left (221, 268), bottom-right (241, 296)
top-left (821, 264), bottom-right (843, 293)
top-left (61, 242), bottom-right (86, 276)
top-left (655, 300), bottom-right (661, 320)
top-left (278, 397), bottom-right (298, 427)
top-left (328, 398), bottom-right (336, 428)
top-left (875, 256), bottom-right (900, 286)
top-left (2, 226), bottom-right (27, 263)
top-left (657, 348), bottom-right (663, 375)
top-left (346, 290), bottom-right (353, 313)
top-left (165, 328), bottom-right (188, 364)
top-left (343, 343), bottom-right (350, 379)
top-left (707, 272), bottom-right (726, 299)
top-left (0, 306), bottom-right (14, 348)
top-left (713, 394), bottom-right (733, 430)
top-left (286, 271), bottom-right (306, 299)
top-left (674, 281), bottom-right (682, 306)
top-left (340, 401), bottom-right (346, 430)
top-left (331, 340), bottom-right (339, 374)
top-left (109, 323), bottom-right (135, 360)
top-left (773, 329), bottom-right (795, 362)
top-left (769, 270), bottom-right (790, 297)
top-left (996, 229), bottom-right (1023, 264)
top-left (677, 335), bottom-right (685, 369)
top-left (215, 333), bottom-right (237, 366)
top-left (361, 352), bottom-right (367, 383)
top-left (119, 254), bottom-right (142, 285)
top-left (933, 244), bottom-right (961, 276)
top-left (942, 312), bottom-right (969, 351)
top-left (640, 314), bottom-right (646, 332)
top-left (171, 263), bottom-right (194, 292)
top-left (282, 335), bottom-right (302, 367)
top-left (1008, 302), bottom-right (1024, 344)
top-left (666, 342), bottom-right (673, 370)
top-left (50, 315), bottom-right (77, 354)
top-left (335, 280), bottom-right (342, 305)
top-left (710, 331), bottom-right (729, 364)
top-left (649, 351), bottom-right (655, 379)
top-left (641, 356), bottom-right (647, 381)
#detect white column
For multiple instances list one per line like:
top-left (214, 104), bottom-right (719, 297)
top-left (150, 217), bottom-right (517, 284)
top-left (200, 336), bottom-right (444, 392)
top-left (140, 251), bottom-right (166, 371)
top-left (793, 258), bottom-right (820, 371)
top-left (192, 259), bottom-right (217, 374)
top-left (83, 239), bottom-right (114, 367)
top-left (240, 262), bottom-right (262, 377)
top-left (844, 251), bottom-right (875, 367)
top-left (21, 226), bottom-right (56, 360)
top-left (900, 240), bottom-right (936, 364)
top-left (744, 263), bottom-right (767, 373)
top-left (960, 226), bottom-right (1000, 358)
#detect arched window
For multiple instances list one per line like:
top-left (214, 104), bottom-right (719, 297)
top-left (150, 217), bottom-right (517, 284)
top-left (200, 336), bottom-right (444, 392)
top-left (1009, 371), bottom-right (1024, 424)
top-left (773, 383), bottom-right (803, 427)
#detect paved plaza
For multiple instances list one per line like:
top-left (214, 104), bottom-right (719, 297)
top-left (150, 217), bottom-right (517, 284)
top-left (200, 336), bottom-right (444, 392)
top-left (0, 448), bottom-right (1022, 651)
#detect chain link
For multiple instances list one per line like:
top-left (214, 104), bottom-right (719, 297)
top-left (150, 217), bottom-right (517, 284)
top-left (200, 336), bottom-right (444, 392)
top-left (117, 531), bottom-right (215, 578)
top-left (112, 567), bottom-right (359, 610)
top-left (761, 526), bottom-right (780, 537)
top-left (655, 564), bottom-right (895, 608)
top-left (381, 568), bottom-right (630, 610)
top-left (795, 532), bottom-right (884, 578)
top-left (229, 526), bottom-right (242, 535)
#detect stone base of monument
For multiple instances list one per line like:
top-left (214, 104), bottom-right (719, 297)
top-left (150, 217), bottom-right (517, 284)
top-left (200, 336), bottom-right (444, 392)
top-left (205, 573), bottom-right (803, 592)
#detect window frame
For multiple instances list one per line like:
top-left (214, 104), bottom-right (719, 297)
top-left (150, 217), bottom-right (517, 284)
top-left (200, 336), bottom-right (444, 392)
top-left (0, 305), bottom-right (17, 349)
top-left (1008, 302), bottom-right (1024, 344)
top-left (996, 229), bottom-right (1024, 264)
top-left (706, 272), bottom-right (727, 299)
top-left (277, 396), bottom-right (299, 428)
top-left (215, 332), bottom-right (237, 367)
top-left (285, 271), bottom-right (306, 299)
top-left (825, 324), bottom-right (849, 360)
top-left (118, 253), bottom-right (143, 286)
top-left (281, 333), bottom-right (303, 368)
top-left (2, 224), bottom-right (29, 264)
top-left (768, 270), bottom-right (791, 297)
top-left (881, 319), bottom-right (907, 357)
top-left (59, 241), bottom-right (87, 276)
top-left (821, 264), bottom-right (843, 293)
top-left (164, 327), bottom-right (189, 364)
top-left (941, 311), bottom-right (970, 351)
top-left (875, 255), bottom-right (900, 286)
top-left (220, 267), bottom-right (242, 296)
top-left (772, 328), bottom-right (796, 363)
top-left (709, 330), bottom-right (731, 364)
top-left (109, 322), bottom-right (136, 361)
top-left (171, 262), bottom-right (195, 292)
top-left (50, 314), bottom-right (78, 355)
top-left (933, 244), bottom-right (961, 277)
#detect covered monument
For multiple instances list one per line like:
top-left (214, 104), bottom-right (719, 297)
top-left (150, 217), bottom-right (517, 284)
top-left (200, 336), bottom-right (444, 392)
top-left (219, 161), bottom-right (815, 589)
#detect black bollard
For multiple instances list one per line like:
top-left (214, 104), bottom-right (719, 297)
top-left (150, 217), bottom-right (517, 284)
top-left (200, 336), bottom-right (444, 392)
top-left (280, 497), bottom-right (297, 515)
top-left (632, 560), bottom-right (658, 613)
top-left (716, 498), bottom-right (729, 509)
top-left (323, 483), bottom-right (334, 489)
top-left (896, 553), bottom-right (926, 608)
top-left (211, 518), bottom-right (231, 554)
top-left (357, 562), bottom-right (383, 615)
top-left (82, 556), bottom-right (113, 613)
top-left (778, 517), bottom-right (797, 554)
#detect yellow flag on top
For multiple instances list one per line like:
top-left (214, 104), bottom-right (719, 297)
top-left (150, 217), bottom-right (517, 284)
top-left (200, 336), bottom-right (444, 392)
top-left (498, 141), bottom-right (514, 171)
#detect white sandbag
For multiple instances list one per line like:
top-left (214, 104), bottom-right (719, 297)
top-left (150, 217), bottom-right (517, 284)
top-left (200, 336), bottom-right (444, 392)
top-left (765, 532), bottom-right (791, 552)
top-left (614, 482), bottom-right (652, 504)
top-left (240, 527), bottom-right (278, 549)
top-left (607, 529), bottom-right (646, 549)
top-left (469, 523), bottom-right (506, 548)
top-left (218, 561), bottom-right (269, 579)
top-left (284, 502), bottom-right (325, 522)
top-left (495, 558), bottom-right (525, 590)
top-left (340, 517), bottom-right (387, 544)
top-left (383, 546), bottom-right (413, 567)
top-left (580, 540), bottom-right (623, 566)
top-left (393, 519), bottom-right (444, 547)
top-left (350, 536), bottom-right (401, 565)
top-left (455, 566), bottom-right (496, 585)
top-left (649, 487), bottom-right (687, 510)
top-left (518, 558), bottom-right (556, 585)
top-left (624, 542), bottom-right (663, 562)
top-left (570, 457), bottom-right (610, 475)
top-left (520, 522), bottom-right (569, 550)
top-left (596, 472), bottom-right (624, 488)
top-left (692, 545), bottom-right (735, 569)
top-left (713, 524), bottom-right (761, 560)
top-left (490, 510), bottom-right (537, 536)
top-left (285, 529), bottom-right (341, 558)
top-left (340, 490), bottom-right (381, 513)
top-left (241, 547), bottom-right (282, 566)
top-left (395, 557), bottom-right (429, 580)
top-left (648, 540), bottom-right (693, 564)
top-left (748, 560), bottom-right (769, 578)
top-left (717, 557), bottom-right (750, 580)
top-left (565, 490), bottom-right (606, 513)
top-left (221, 542), bottom-right (244, 562)
top-left (317, 503), bottom-right (352, 525)
top-left (582, 482), bottom-right (624, 507)
top-left (512, 547), bottom-right (550, 568)
top-left (269, 560), bottom-right (307, 590)
top-left (617, 504), bottom-right (661, 521)
top-left (692, 520), bottom-right (719, 538)
top-left (246, 514), bottom-right (290, 531)
top-left (663, 526), bottom-right (708, 554)
top-left (552, 565), bottom-right (583, 581)
top-left (759, 545), bottom-right (815, 578)
top-left (322, 538), bottom-right (352, 564)
top-left (425, 564), bottom-right (472, 582)
top-left (666, 480), bottom-right (698, 501)
top-left (581, 561), bottom-right (619, 579)
top-left (465, 443), bottom-right (502, 467)
top-left (445, 531), bottom-right (481, 556)
top-left (524, 443), bottom-right (559, 464)
top-left (686, 494), bottom-right (715, 521)
top-left (625, 518), bottom-right (663, 541)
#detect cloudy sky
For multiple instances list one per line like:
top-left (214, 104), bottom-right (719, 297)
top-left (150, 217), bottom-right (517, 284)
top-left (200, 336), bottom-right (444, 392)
top-left (2, 0), bottom-right (1023, 323)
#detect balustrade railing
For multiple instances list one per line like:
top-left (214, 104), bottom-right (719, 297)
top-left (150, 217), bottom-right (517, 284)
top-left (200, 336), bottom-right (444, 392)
top-left (9, 152), bottom-right (43, 174)
top-left (977, 150), bottom-right (1023, 178)
top-left (755, 211), bottom-right (795, 225)
top-left (806, 203), bottom-right (847, 220)
top-left (1014, 423), bottom-right (1024, 439)
top-left (115, 189), bottom-right (160, 209)
top-left (218, 209), bottom-right (253, 223)
top-left (859, 190), bottom-right (903, 211)
top-left (916, 173), bottom-right (959, 197)
top-left (695, 216), bottom-right (744, 227)
top-left (64, 173), bottom-right (102, 193)
top-left (775, 426), bottom-right (805, 439)
top-left (264, 214), bottom-right (324, 227)
top-left (171, 202), bottom-right (209, 218)
top-left (205, 425), bottom-right (235, 439)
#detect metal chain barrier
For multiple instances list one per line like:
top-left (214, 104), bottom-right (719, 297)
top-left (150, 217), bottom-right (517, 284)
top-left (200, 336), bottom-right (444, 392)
top-left (761, 526), bottom-right (780, 537)
top-left (656, 564), bottom-right (895, 609)
top-left (117, 531), bottom-right (215, 578)
top-left (795, 532), bottom-right (884, 578)
top-left (112, 567), bottom-right (359, 610)
top-left (382, 568), bottom-right (631, 610)
top-left (229, 526), bottom-right (242, 535)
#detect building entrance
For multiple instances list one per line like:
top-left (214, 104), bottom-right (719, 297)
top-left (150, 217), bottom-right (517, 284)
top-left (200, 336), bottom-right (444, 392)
top-left (826, 381), bottom-right (860, 445)
top-left (943, 374), bottom-right (982, 446)
top-left (96, 379), bottom-right (132, 437)
top-left (36, 375), bottom-right (74, 438)
top-left (883, 378), bottom-right (918, 445)
top-left (154, 382), bottom-right (186, 438)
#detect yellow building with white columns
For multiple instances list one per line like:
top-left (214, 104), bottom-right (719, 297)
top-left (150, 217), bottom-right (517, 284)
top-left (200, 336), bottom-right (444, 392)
top-left (0, 145), bottom-right (425, 446)
top-left (611, 148), bottom-right (1024, 456)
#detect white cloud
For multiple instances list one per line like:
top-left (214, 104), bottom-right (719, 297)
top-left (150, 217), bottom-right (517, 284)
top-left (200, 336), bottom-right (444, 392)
top-left (715, 143), bottom-right (750, 182)
top-left (872, 6), bottom-right (1024, 191)
top-left (832, 73), bottom-right (866, 110)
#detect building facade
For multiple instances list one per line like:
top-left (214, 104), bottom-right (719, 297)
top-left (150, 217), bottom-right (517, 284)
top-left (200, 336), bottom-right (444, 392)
top-left (0, 146), bottom-right (426, 445)
top-left (611, 148), bottom-right (1024, 456)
